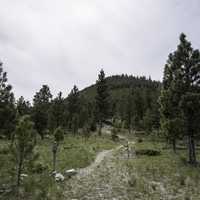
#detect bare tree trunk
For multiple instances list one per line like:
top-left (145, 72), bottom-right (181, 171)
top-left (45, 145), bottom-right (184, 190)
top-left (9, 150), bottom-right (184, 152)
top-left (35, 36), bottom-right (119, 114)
top-left (17, 156), bottom-right (23, 187)
top-left (52, 142), bottom-right (58, 172)
top-left (10, 132), bottom-right (15, 148)
top-left (98, 121), bottom-right (102, 136)
top-left (172, 139), bottom-right (176, 153)
top-left (53, 151), bottom-right (56, 172)
top-left (188, 134), bottom-right (196, 165)
top-left (126, 141), bottom-right (130, 159)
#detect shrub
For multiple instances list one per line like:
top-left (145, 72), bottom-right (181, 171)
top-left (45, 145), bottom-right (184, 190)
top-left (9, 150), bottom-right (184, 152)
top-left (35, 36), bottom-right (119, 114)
top-left (31, 162), bottom-right (49, 174)
top-left (137, 138), bottom-right (143, 143)
top-left (135, 149), bottom-right (161, 156)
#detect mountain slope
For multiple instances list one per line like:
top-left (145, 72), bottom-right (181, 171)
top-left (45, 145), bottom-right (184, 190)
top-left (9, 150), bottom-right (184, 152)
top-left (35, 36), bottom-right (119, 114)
top-left (81, 74), bottom-right (161, 101)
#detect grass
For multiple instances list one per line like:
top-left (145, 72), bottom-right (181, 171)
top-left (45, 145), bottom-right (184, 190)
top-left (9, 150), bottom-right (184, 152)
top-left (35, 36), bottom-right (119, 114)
top-left (2, 132), bottom-right (200, 199)
top-left (36, 134), bottom-right (117, 172)
top-left (0, 133), bottom-right (117, 200)
top-left (124, 136), bottom-right (200, 200)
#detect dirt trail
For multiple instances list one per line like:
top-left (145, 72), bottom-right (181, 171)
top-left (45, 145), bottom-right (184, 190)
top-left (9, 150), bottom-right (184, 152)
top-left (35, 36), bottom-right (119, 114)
top-left (77, 144), bottom-right (124, 178)
top-left (63, 136), bottom-right (135, 200)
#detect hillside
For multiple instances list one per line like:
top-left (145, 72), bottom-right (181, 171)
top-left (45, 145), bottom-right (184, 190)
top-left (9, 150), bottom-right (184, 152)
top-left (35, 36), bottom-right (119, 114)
top-left (80, 75), bottom-right (161, 131)
top-left (81, 75), bottom-right (161, 101)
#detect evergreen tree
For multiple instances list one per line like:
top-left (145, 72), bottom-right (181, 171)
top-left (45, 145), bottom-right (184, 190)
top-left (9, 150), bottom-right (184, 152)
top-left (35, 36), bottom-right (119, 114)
top-left (16, 96), bottom-right (31, 116)
top-left (0, 61), bottom-right (16, 138)
top-left (71, 113), bottom-right (79, 135)
top-left (67, 85), bottom-right (80, 131)
top-left (52, 127), bottom-right (64, 172)
top-left (95, 69), bottom-right (110, 135)
top-left (132, 88), bottom-right (144, 129)
top-left (32, 85), bottom-right (52, 139)
top-left (180, 93), bottom-right (200, 164)
top-left (125, 89), bottom-right (134, 133)
top-left (143, 109), bottom-right (154, 134)
top-left (160, 33), bottom-right (200, 159)
top-left (179, 34), bottom-right (200, 164)
top-left (13, 115), bottom-right (37, 187)
top-left (48, 92), bottom-right (66, 131)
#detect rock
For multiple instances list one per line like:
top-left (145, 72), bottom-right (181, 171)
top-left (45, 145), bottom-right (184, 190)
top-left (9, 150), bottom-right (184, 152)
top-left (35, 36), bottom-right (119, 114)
top-left (21, 174), bottom-right (28, 177)
top-left (20, 174), bottom-right (28, 180)
top-left (55, 173), bottom-right (65, 182)
top-left (65, 169), bottom-right (77, 178)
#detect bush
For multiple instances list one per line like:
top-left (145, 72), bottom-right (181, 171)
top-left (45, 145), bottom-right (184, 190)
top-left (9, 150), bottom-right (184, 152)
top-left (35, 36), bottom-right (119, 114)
top-left (0, 146), bottom-right (10, 154)
top-left (137, 138), bottom-right (143, 143)
top-left (135, 149), bottom-right (161, 156)
top-left (31, 162), bottom-right (48, 174)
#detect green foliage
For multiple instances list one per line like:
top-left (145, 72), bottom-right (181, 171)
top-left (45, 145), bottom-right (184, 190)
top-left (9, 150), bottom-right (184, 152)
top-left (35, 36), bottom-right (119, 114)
top-left (180, 93), bottom-right (200, 164)
top-left (95, 69), bottom-right (110, 134)
top-left (32, 85), bottom-right (52, 139)
top-left (160, 33), bottom-right (200, 162)
top-left (0, 62), bottom-right (16, 138)
top-left (16, 96), bottom-right (31, 117)
top-left (13, 115), bottom-right (37, 187)
top-left (48, 92), bottom-right (66, 130)
top-left (54, 127), bottom-right (64, 143)
top-left (52, 127), bottom-right (64, 171)
top-left (67, 85), bottom-right (81, 131)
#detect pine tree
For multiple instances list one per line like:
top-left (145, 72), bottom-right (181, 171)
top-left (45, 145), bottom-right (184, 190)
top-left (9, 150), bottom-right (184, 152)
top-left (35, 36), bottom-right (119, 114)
top-left (180, 93), bottom-right (200, 164)
top-left (48, 92), bottom-right (66, 131)
top-left (0, 61), bottom-right (16, 138)
top-left (160, 33), bottom-right (200, 160)
top-left (52, 127), bottom-right (64, 172)
top-left (132, 88), bottom-right (144, 130)
top-left (16, 96), bottom-right (31, 116)
top-left (125, 89), bottom-right (134, 133)
top-left (32, 85), bottom-right (52, 139)
top-left (95, 69), bottom-right (110, 135)
top-left (13, 115), bottom-right (37, 187)
top-left (179, 35), bottom-right (200, 164)
top-left (67, 85), bottom-right (80, 131)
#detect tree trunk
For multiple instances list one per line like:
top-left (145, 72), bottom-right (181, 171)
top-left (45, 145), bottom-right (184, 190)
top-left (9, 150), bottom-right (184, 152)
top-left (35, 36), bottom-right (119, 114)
top-left (128, 125), bottom-right (131, 134)
top-left (10, 132), bottom-right (15, 148)
top-left (98, 121), bottom-right (102, 136)
top-left (17, 156), bottom-right (23, 187)
top-left (188, 134), bottom-right (196, 165)
top-left (52, 142), bottom-right (58, 172)
top-left (172, 139), bottom-right (176, 153)
top-left (40, 132), bottom-right (44, 140)
top-left (53, 151), bottom-right (56, 172)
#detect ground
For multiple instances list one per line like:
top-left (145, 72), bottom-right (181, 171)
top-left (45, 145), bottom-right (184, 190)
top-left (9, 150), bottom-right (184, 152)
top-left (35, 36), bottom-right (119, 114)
top-left (61, 135), bottom-right (200, 200)
top-left (1, 131), bottom-right (200, 200)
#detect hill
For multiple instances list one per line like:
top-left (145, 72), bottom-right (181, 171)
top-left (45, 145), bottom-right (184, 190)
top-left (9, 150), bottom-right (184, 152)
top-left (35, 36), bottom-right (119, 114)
top-left (81, 75), bottom-right (161, 102)
top-left (80, 74), bottom-right (161, 131)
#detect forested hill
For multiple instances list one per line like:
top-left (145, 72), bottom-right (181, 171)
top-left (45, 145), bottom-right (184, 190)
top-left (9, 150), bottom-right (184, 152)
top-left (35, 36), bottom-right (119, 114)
top-left (81, 75), bottom-right (161, 101)
top-left (80, 74), bottom-right (161, 132)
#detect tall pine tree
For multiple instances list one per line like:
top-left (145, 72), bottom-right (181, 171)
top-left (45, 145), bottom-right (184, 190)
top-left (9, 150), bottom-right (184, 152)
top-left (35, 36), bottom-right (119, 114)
top-left (160, 33), bottom-right (200, 161)
top-left (95, 69), bottom-right (110, 135)
top-left (48, 92), bottom-right (66, 131)
top-left (0, 61), bottom-right (16, 138)
top-left (32, 85), bottom-right (52, 139)
top-left (67, 85), bottom-right (80, 133)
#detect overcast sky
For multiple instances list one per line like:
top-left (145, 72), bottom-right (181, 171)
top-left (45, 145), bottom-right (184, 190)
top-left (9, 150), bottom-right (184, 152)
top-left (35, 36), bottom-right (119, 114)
top-left (0, 0), bottom-right (200, 100)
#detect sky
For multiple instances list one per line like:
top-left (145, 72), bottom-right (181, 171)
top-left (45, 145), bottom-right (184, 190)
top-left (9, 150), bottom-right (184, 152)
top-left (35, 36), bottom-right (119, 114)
top-left (0, 0), bottom-right (200, 100)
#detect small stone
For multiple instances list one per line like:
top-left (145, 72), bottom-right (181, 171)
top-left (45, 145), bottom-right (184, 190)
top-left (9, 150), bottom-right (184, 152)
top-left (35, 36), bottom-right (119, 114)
top-left (65, 169), bottom-right (77, 177)
top-left (55, 173), bottom-right (65, 181)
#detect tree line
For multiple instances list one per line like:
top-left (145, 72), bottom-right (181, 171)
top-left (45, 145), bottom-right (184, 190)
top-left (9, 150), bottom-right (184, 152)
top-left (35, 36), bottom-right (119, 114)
top-left (0, 66), bottom-right (161, 141)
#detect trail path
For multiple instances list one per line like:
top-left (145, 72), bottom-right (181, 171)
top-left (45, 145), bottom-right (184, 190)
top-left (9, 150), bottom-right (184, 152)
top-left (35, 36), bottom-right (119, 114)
top-left (63, 136), bottom-right (135, 200)
top-left (77, 144), bottom-right (124, 179)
